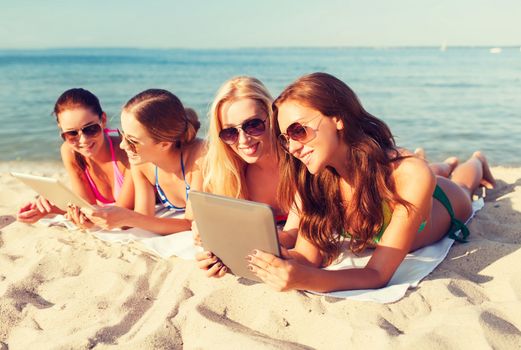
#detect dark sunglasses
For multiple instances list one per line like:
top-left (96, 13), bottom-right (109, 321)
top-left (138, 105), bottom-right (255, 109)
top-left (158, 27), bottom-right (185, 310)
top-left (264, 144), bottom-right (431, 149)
top-left (278, 115), bottom-right (323, 152)
top-left (60, 123), bottom-right (102, 142)
top-left (218, 117), bottom-right (267, 145)
top-left (118, 130), bottom-right (140, 153)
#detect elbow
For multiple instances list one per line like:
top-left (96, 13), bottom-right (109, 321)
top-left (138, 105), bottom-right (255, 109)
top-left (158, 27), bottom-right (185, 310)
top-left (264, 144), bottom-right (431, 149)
top-left (172, 218), bottom-right (192, 234)
top-left (288, 250), bottom-right (322, 267)
top-left (373, 271), bottom-right (392, 289)
top-left (158, 218), bottom-right (192, 235)
top-left (369, 269), bottom-right (392, 289)
top-left (373, 279), bottom-right (389, 290)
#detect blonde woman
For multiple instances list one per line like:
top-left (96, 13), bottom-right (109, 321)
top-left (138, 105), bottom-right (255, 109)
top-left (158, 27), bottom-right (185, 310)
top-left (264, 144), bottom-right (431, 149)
top-left (195, 77), bottom-right (298, 276)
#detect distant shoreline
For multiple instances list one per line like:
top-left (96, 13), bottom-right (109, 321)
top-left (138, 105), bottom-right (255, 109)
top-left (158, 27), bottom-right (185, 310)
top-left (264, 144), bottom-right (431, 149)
top-left (1, 46), bottom-right (521, 52)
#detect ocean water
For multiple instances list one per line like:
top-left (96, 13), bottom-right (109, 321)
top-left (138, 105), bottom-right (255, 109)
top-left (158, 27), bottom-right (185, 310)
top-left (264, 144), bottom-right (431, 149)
top-left (0, 47), bottom-right (519, 165)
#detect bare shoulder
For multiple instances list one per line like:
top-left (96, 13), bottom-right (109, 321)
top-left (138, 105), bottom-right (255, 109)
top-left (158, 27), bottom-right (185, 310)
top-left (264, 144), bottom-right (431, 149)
top-left (60, 142), bottom-right (74, 162)
top-left (391, 155), bottom-right (435, 198)
top-left (132, 162), bottom-right (154, 183)
top-left (187, 138), bottom-right (208, 166)
top-left (60, 142), bottom-right (80, 171)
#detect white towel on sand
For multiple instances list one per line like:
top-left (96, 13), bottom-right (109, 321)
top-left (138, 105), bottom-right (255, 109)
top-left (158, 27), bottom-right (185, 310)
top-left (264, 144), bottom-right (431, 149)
top-left (313, 198), bottom-right (484, 302)
top-left (94, 227), bottom-right (197, 260)
top-left (40, 199), bottom-right (484, 303)
top-left (90, 208), bottom-right (199, 260)
top-left (39, 207), bottom-right (199, 260)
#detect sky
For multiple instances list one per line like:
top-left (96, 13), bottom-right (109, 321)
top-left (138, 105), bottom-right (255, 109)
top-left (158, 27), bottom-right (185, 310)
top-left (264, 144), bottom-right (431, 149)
top-left (0, 0), bottom-right (519, 49)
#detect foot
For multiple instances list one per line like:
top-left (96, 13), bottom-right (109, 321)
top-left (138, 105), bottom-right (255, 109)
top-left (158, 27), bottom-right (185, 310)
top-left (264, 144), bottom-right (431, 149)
top-left (414, 148), bottom-right (426, 160)
top-left (472, 151), bottom-right (496, 189)
top-left (442, 156), bottom-right (459, 176)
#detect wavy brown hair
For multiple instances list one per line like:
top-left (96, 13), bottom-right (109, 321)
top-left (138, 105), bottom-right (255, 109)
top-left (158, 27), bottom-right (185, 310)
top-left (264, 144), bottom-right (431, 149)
top-left (273, 72), bottom-right (411, 265)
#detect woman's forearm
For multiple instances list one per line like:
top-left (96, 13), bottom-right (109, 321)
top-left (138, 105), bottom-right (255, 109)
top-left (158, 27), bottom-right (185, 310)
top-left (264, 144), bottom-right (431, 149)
top-left (126, 211), bottom-right (191, 235)
top-left (300, 265), bottom-right (388, 293)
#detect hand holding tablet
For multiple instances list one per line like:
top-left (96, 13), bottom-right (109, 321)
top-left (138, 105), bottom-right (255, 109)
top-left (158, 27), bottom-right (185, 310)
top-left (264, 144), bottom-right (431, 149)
top-left (190, 191), bottom-right (281, 282)
top-left (11, 172), bottom-right (95, 212)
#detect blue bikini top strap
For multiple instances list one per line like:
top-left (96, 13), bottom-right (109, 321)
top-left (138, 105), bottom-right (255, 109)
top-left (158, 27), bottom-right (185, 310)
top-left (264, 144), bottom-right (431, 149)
top-left (155, 166), bottom-right (185, 211)
top-left (180, 151), bottom-right (190, 200)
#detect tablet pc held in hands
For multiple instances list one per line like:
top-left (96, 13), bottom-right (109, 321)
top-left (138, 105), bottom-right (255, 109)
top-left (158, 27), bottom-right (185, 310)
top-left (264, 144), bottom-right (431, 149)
top-left (11, 172), bottom-right (95, 211)
top-left (189, 190), bottom-right (280, 282)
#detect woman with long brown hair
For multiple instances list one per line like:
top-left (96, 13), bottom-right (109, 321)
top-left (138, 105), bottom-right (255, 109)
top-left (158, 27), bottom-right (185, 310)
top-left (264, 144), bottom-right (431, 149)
top-left (247, 72), bottom-right (495, 292)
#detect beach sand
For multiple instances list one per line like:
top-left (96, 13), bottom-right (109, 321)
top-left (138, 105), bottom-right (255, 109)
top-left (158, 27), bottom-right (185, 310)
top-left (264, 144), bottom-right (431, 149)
top-left (1, 162), bottom-right (520, 349)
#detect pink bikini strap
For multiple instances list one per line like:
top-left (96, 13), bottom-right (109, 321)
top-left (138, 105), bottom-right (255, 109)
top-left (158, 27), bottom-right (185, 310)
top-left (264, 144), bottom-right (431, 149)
top-left (104, 129), bottom-right (125, 199)
top-left (84, 168), bottom-right (113, 204)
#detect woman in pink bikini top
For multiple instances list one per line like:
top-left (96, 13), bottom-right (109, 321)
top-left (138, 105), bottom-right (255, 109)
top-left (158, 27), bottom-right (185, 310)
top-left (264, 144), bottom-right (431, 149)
top-left (17, 88), bottom-right (134, 224)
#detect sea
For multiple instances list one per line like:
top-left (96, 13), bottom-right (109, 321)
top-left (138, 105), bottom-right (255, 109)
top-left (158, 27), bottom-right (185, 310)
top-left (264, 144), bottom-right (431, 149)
top-left (0, 47), bottom-right (519, 165)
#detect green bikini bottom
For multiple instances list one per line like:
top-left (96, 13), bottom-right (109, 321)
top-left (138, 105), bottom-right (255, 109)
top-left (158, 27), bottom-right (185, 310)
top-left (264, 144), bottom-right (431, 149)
top-left (342, 185), bottom-right (470, 243)
top-left (433, 185), bottom-right (470, 242)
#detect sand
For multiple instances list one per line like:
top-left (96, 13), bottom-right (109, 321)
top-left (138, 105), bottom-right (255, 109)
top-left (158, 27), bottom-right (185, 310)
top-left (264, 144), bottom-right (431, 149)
top-left (0, 161), bottom-right (520, 349)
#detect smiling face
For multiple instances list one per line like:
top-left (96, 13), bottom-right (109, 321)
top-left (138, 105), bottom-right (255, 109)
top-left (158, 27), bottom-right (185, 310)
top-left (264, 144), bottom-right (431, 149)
top-left (58, 108), bottom-right (106, 158)
top-left (219, 98), bottom-right (271, 164)
top-left (119, 110), bottom-right (163, 165)
top-left (276, 100), bottom-right (344, 174)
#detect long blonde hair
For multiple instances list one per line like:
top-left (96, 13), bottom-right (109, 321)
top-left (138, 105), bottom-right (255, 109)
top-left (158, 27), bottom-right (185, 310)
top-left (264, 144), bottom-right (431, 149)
top-left (203, 76), bottom-right (274, 198)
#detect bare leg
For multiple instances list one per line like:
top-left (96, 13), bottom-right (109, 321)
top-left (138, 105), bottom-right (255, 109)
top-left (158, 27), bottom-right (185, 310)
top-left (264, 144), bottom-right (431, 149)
top-left (450, 151), bottom-right (495, 196)
top-left (429, 157), bottom-right (459, 178)
top-left (414, 148), bottom-right (459, 178)
top-left (411, 151), bottom-right (494, 251)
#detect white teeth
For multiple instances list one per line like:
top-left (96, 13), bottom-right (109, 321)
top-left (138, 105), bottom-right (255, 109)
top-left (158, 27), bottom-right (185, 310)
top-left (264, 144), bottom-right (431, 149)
top-left (80, 142), bottom-right (95, 149)
top-left (301, 152), bottom-right (312, 165)
top-left (240, 143), bottom-right (258, 156)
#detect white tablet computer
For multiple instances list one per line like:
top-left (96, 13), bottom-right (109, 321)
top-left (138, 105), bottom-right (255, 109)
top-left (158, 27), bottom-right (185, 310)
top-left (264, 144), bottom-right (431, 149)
top-left (189, 191), bottom-right (280, 282)
top-left (11, 172), bottom-right (95, 211)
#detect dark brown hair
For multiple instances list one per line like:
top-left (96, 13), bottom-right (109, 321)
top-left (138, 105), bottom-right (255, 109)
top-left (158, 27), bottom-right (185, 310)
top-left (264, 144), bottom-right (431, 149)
top-left (54, 88), bottom-right (103, 120)
top-left (53, 88), bottom-right (104, 171)
top-left (273, 72), bottom-right (411, 265)
top-left (123, 89), bottom-right (200, 148)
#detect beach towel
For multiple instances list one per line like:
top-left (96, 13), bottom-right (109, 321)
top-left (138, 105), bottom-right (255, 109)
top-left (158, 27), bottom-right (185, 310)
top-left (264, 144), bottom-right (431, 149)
top-left (312, 198), bottom-right (484, 303)
top-left (39, 199), bottom-right (484, 303)
top-left (90, 208), bottom-right (199, 260)
top-left (38, 206), bottom-right (199, 260)
top-left (93, 227), bottom-right (197, 260)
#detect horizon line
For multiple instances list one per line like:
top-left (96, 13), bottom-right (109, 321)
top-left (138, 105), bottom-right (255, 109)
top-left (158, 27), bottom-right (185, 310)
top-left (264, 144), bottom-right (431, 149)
top-left (1, 44), bottom-right (520, 51)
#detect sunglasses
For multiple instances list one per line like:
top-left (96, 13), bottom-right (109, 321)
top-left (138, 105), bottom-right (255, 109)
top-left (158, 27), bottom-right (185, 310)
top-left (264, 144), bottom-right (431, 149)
top-left (60, 123), bottom-right (102, 142)
top-left (118, 130), bottom-right (141, 153)
top-left (278, 115), bottom-right (324, 152)
top-left (218, 117), bottom-right (267, 145)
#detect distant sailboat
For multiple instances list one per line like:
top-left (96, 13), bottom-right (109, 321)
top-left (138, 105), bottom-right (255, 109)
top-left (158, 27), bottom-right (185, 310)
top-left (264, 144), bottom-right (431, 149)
top-left (440, 41), bottom-right (447, 52)
top-left (489, 47), bottom-right (502, 54)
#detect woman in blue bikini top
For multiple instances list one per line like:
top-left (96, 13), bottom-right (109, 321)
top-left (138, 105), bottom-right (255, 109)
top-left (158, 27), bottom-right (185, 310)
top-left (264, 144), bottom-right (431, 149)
top-left (81, 89), bottom-right (206, 235)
